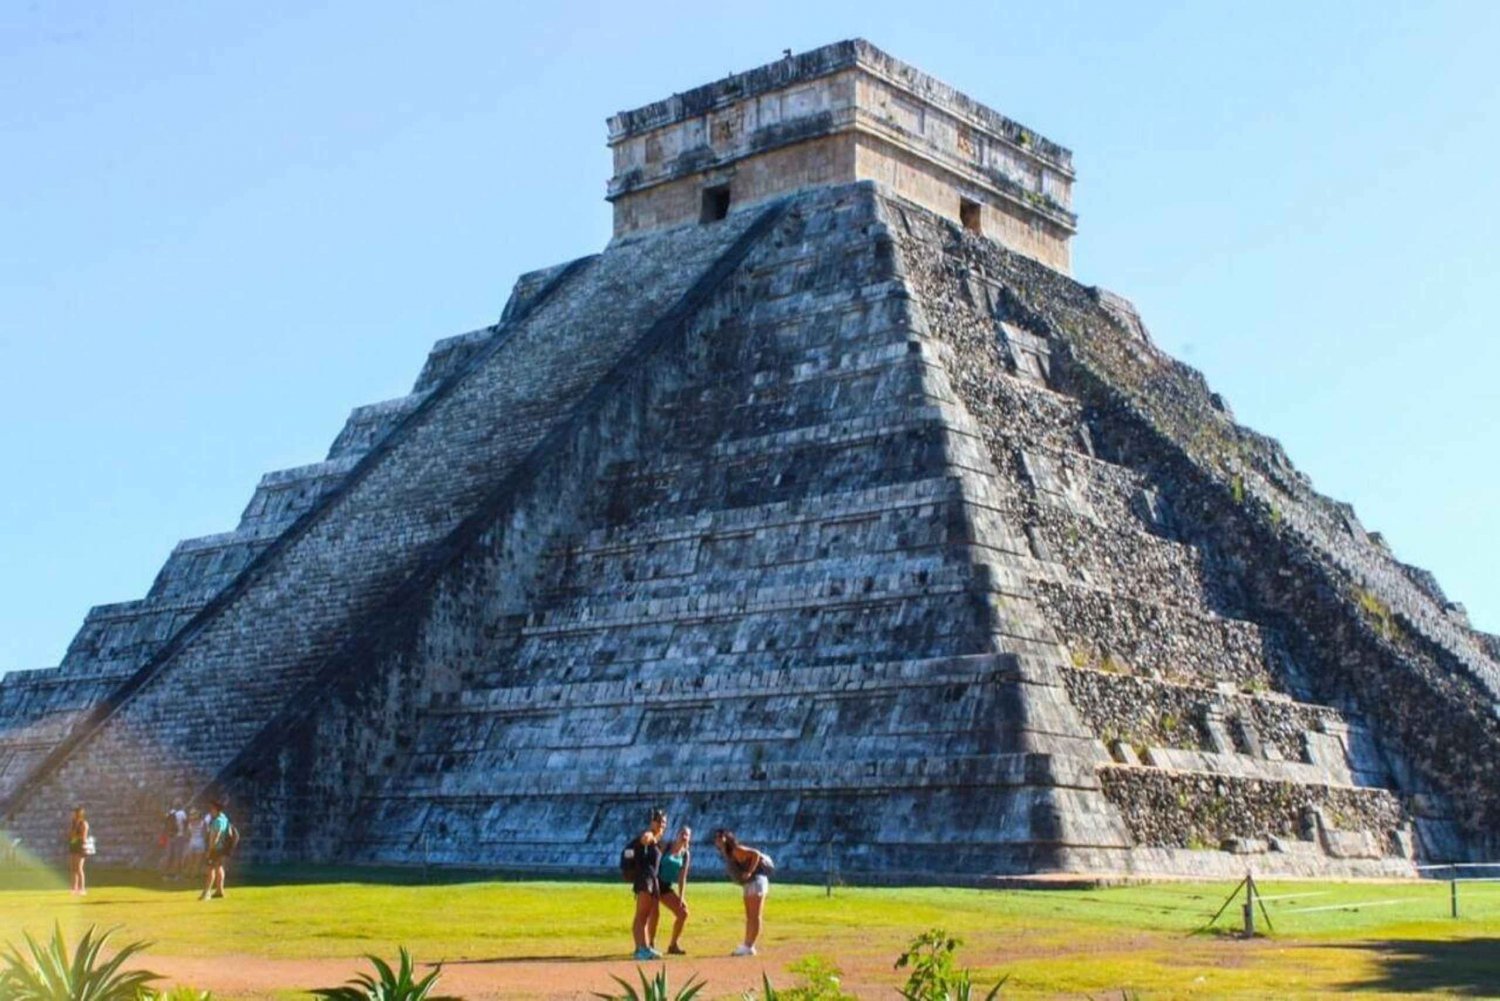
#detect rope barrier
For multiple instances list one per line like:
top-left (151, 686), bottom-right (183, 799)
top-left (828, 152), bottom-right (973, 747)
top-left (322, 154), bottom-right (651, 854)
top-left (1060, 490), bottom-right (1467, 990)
top-left (1282, 898), bottom-right (1414, 915)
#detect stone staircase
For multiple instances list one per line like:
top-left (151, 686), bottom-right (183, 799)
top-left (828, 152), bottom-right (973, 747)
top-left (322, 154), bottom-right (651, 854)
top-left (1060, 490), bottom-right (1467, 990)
top-left (1, 204), bottom-right (783, 856)
top-left (324, 185), bottom-right (1126, 878)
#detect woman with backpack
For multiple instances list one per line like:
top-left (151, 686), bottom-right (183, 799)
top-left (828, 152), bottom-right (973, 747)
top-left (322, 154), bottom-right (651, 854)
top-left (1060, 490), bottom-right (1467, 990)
top-left (626, 808), bottom-right (668, 960)
top-left (713, 828), bottom-right (772, 957)
top-left (200, 800), bottom-right (232, 901)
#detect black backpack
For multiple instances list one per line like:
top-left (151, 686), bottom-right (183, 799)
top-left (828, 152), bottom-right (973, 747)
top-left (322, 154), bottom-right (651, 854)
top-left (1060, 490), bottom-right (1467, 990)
top-left (619, 835), bottom-right (643, 882)
top-left (221, 822), bottom-right (241, 857)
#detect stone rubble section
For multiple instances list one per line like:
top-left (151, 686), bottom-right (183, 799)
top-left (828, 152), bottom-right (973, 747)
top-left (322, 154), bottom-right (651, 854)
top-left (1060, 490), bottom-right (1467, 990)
top-left (888, 199), bottom-right (1498, 865)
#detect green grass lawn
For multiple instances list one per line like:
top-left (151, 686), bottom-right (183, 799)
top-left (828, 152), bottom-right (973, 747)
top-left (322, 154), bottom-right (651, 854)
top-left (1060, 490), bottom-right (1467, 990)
top-left (2, 861), bottom-right (1497, 998)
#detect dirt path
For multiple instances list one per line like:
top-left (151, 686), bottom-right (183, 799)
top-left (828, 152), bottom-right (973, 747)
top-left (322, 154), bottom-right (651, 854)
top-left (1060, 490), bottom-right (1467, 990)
top-left (143, 951), bottom-right (862, 999)
top-left (140, 934), bottom-right (1274, 1000)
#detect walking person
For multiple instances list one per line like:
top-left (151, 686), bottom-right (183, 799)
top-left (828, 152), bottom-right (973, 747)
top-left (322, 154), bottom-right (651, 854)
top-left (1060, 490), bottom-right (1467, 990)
top-left (200, 800), bottom-right (232, 901)
top-left (714, 828), bottom-right (772, 957)
top-left (65, 806), bottom-right (91, 895)
top-left (648, 825), bottom-right (693, 955)
top-left (626, 808), bottom-right (668, 960)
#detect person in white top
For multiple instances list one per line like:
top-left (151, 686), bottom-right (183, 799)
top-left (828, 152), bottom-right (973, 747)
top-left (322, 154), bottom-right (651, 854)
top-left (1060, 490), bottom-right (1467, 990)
top-left (186, 810), bottom-right (209, 876)
top-left (167, 806), bottom-right (189, 877)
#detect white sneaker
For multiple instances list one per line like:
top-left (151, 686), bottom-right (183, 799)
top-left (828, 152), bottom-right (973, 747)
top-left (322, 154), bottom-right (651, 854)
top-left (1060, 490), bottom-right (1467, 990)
top-left (731, 944), bottom-right (757, 957)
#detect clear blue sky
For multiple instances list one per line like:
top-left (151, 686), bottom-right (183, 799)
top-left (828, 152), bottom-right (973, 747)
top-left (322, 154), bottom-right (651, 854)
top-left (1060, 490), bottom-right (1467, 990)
top-left (2, 1), bottom-right (1496, 673)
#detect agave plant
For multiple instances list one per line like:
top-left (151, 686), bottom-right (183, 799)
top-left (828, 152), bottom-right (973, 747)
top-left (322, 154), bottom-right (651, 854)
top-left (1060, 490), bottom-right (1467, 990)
top-left (0, 923), bottom-right (160, 1001)
top-left (593, 966), bottom-right (705, 1001)
top-left (956, 974), bottom-right (1009, 1001)
top-left (311, 948), bottom-right (451, 1001)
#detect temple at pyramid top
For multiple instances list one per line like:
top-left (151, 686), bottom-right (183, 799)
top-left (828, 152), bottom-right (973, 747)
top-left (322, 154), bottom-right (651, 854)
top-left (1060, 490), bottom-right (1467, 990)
top-left (607, 39), bottom-right (1077, 271)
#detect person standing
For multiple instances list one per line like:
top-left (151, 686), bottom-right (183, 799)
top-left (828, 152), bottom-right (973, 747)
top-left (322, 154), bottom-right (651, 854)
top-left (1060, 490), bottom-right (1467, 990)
top-left (628, 808), bottom-right (668, 960)
top-left (186, 807), bottom-right (209, 877)
top-left (65, 806), bottom-right (90, 895)
top-left (714, 828), bottom-right (772, 957)
top-left (649, 825), bottom-right (693, 955)
top-left (200, 801), bottom-right (231, 901)
top-left (167, 804), bottom-right (189, 878)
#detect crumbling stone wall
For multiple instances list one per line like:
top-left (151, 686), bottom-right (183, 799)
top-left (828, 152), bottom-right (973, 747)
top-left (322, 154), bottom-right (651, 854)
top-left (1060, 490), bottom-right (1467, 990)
top-left (1062, 669), bottom-right (1338, 761)
top-left (1101, 768), bottom-right (1405, 856)
top-left (887, 202), bottom-right (1498, 860)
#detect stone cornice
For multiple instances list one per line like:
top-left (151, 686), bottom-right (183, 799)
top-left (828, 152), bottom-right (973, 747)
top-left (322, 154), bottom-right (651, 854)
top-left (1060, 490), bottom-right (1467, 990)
top-left (608, 38), bottom-right (1072, 174)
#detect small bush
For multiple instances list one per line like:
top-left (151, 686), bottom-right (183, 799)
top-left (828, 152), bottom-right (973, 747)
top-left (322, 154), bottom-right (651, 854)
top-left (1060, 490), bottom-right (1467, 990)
top-left (312, 948), bottom-right (454, 1001)
top-left (0, 924), bottom-right (161, 1001)
top-left (894, 928), bottom-right (1007, 1000)
top-left (753, 955), bottom-right (857, 1000)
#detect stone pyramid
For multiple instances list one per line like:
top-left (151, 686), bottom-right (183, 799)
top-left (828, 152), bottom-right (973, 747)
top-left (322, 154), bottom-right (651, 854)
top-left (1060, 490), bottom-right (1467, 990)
top-left (3, 41), bottom-right (1497, 880)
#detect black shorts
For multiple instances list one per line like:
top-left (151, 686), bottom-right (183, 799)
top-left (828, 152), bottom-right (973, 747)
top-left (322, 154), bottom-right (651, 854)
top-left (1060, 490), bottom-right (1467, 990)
top-left (632, 874), bottom-right (659, 896)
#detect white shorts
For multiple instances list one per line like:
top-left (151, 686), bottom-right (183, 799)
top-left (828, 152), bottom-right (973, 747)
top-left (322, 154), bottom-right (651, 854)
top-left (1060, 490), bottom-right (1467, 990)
top-left (743, 874), bottom-right (770, 898)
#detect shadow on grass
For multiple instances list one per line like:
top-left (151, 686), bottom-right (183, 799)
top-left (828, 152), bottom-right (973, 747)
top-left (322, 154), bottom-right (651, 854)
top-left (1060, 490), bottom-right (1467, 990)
top-left (2, 861), bottom-right (615, 893)
top-left (440, 954), bottom-right (623, 965)
top-left (1336, 938), bottom-right (1500, 996)
top-left (230, 862), bottom-right (509, 888)
top-left (7, 861), bottom-right (876, 893)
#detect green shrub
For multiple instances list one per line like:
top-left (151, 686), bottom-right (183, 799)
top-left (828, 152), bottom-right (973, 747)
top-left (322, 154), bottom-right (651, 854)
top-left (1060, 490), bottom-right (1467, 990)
top-left (755, 955), bottom-right (857, 1000)
top-left (894, 928), bottom-right (1008, 1000)
top-left (592, 966), bottom-right (705, 1001)
top-left (0, 924), bottom-right (161, 1001)
top-left (311, 948), bottom-right (453, 1001)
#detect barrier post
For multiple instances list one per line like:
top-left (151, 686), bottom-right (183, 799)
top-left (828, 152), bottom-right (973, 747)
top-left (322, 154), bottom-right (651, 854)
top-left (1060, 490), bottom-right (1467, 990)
top-left (1451, 870), bottom-right (1459, 919)
top-left (1242, 873), bottom-right (1256, 937)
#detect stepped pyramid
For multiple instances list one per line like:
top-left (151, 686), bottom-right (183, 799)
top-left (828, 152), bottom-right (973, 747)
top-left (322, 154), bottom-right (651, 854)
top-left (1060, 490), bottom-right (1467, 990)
top-left (3, 40), bottom-right (1497, 880)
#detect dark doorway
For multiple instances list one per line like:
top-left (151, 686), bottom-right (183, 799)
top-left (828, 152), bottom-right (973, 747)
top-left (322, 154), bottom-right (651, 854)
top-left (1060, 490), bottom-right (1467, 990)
top-left (701, 184), bottom-right (732, 223)
top-left (960, 197), bottom-right (982, 234)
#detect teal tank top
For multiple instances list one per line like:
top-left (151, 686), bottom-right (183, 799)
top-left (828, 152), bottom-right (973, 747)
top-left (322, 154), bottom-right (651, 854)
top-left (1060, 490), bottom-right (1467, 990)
top-left (658, 850), bottom-right (688, 886)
